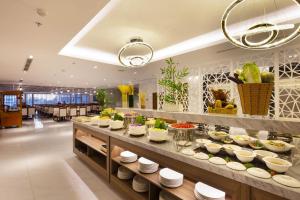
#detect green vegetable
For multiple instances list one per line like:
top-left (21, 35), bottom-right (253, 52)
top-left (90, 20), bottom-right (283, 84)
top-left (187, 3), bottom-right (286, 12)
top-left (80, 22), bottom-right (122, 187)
top-left (261, 71), bottom-right (274, 83)
top-left (135, 115), bottom-right (145, 125)
top-left (113, 113), bottom-right (124, 121)
top-left (239, 63), bottom-right (262, 83)
top-left (208, 154), bottom-right (214, 158)
top-left (154, 119), bottom-right (167, 130)
top-left (243, 163), bottom-right (254, 169)
top-left (224, 156), bottom-right (232, 163)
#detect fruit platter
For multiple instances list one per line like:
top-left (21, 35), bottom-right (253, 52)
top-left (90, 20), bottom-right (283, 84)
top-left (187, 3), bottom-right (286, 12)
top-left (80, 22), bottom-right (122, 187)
top-left (207, 89), bottom-right (237, 115)
top-left (169, 123), bottom-right (197, 130)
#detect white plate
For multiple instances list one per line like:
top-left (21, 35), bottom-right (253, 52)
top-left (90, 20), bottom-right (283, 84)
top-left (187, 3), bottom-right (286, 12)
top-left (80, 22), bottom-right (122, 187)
top-left (272, 175), bottom-right (300, 188)
top-left (181, 148), bottom-right (195, 156)
top-left (177, 140), bottom-right (192, 146)
top-left (247, 167), bottom-right (271, 179)
top-left (195, 182), bottom-right (226, 200)
top-left (226, 162), bottom-right (246, 171)
top-left (208, 157), bottom-right (226, 165)
top-left (194, 152), bottom-right (209, 160)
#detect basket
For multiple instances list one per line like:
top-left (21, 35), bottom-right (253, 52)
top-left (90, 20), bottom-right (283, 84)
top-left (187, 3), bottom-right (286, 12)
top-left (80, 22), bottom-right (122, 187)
top-left (237, 83), bottom-right (274, 116)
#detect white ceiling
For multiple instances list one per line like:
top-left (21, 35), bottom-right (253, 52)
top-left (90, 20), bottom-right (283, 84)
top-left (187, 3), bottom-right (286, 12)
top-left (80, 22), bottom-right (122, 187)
top-left (0, 0), bottom-right (300, 89)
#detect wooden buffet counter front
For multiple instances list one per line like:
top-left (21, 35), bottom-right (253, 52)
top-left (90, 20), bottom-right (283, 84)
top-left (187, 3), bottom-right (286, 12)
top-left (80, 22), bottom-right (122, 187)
top-left (73, 122), bottom-right (300, 200)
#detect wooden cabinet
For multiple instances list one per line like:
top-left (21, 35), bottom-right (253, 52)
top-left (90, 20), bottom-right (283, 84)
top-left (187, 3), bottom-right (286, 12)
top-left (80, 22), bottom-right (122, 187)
top-left (0, 91), bottom-right (22, 128)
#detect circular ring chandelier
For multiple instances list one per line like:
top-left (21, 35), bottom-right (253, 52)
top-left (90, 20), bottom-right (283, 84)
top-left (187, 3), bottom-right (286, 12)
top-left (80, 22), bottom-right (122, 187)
top-left (221, 0), bottom-right (300, 50)
top-left (118, 37), bottom-right (153, 68)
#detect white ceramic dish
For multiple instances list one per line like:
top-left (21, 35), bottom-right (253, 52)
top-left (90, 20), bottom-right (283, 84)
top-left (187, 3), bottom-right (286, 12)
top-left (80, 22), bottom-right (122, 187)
top-left (181, 148), bottom-right (195, 156)
top-left (128, 124), bottom-right (146, 136)
top-left (209, 157), bottom-right (226, 165)
top-left (234, 150), bottom-right (256, 163)
top-left (132, 175), bottom-right (149, 192)
top-left (247, 167), bottom-right (271, 179)
top-left (208, 131), bottom-right (228, 141)
top-left (109, 120), bottom-right (124, 130)
top-left (148, 128), bottom-right (168, 142)
top-left (272, 175), bottom-right (300, 188)
top-left (205, 143), bottom-right (222, 154)
top-left (138, 157), bottom-right (159, 174)
top-left (226, 162), bottom-right (246, 171)
top-left (117, 166), bottom-right (134, 180)
top-left (261, 140), bottom-right (295, 153)
top-left (253, 150), bottom-right (277, 161)
top-left (159, 168), bottom-right (183, 188)
top-left (194, 182), bottom-right (226, 200)
top-left (263, 156), bottom-right (292, 173)
top-left (177, 140), bottom-right (192, 147)
top-left (222, 144), bottom-right (242, 156)
top-left (195, 138), bottom-right (212, 148)
top-left (194, 152), bottom-right (209, 160)
top-left (230, 135), bottom-right (251, 146)
top-left (98, 118), bottom-right (110, 127)
top-left (120, 151), bottom-right (138, 163)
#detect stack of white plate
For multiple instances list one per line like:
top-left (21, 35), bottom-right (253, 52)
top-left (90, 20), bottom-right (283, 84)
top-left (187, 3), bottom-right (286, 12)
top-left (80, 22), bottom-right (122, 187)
top-left (132, 175), bottom-right (149, 193)
top-left (120, 151), bottom-right (138, 163)
top-left (159, 168), bottom-right (183, 188)
top-left (194, 182), bottom-right (225, 200)
top-left (117, 166), bottom-right (134, 180)
top-left (159, 190), bottom-right (178, 200)
top-left (138, 157), bottom-right (159, 174)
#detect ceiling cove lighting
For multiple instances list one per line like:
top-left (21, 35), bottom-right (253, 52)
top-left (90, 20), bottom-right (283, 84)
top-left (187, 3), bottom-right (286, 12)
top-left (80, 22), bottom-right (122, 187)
top-left (221, 0), bottom-right (300, 50)
top-left (118, 38), bottom-right (153, 68)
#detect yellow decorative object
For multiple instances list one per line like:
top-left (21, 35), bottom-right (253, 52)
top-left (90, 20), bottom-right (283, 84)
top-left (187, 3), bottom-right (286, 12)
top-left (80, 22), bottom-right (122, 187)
top-left (139, 92), bottom-right (146, 109)
top-left (118, 85), bottom-right (130, 108)
top-left (215, 100), bottom-right (222, 108)
top-left (128, 84), bottom-right (134, 95)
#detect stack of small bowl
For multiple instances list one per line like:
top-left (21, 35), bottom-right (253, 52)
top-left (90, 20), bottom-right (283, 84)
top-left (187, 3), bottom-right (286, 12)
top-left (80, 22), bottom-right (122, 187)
top-left (194, 182), bottom-right (225, 200)
top-left (159, 168), bottom-right (183, 188)
top-left (138, 157), bottom-right (159, 173)
top-left (120, 151), bottom-right (138, 163)
top-left (132, 175), bottom-right (149, 193)
top-left (117, 166), bottom-right (134, 180)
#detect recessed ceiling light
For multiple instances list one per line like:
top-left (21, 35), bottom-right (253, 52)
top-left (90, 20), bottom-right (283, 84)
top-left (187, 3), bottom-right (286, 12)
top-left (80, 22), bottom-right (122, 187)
top-left (93, 65), bottom-right (98, 69)
top-left (29, 55), bottom-right (33, 59)
top-left (134, 71), bottom-right (137, 74)
top-left (67, 89), bottom-right (70, 93)
top-left (70, 74), bottom-right (74, 78)
top-left (104, 78), bottom-right (106, 81)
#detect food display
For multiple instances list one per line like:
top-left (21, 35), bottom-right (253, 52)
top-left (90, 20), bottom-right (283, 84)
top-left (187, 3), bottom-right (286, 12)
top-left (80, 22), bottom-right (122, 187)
top-left (194, 152), bottom-right (209, 160)
top-left (261, 140), bottom-right (295, 153)
top-left (98, 116), bottom-right (111, 127)
top-left (195, 138), bottom-right (212, 148)
top-left (222, 144), bottom-right (242, 156)
top-left (148, 119), bottom-right (168, 142)
top-left (226, 162), bottom-right (246, 171)
top-left (208, 131), bottom-right (228, 141)
top-left (128, 115), bottom-right (146, 136)
top-left (247, 167), bottom-right (271, 179)
top-left (272, 175), bottom-right (300, 188)
top-left (170, 123), bottom-right (197, 129)
top-left (207, 89), bottom-right (237, 115)
top-left (254, 150), bottom-right (277, 161)
top-left (109, 113), bottom-right (124, 130)
top-left (249, 140), bottom-right (264, 149)
top-left (75, 116), bottom-right (91, 123)
top-left (209, 157), bottom-right (226, 165)
top-left (181, 148), bottom-right (195, 156)
top-left (234, 150), bottom-right (256, 163)
top-left (263, 157), bottom-right (292, 173)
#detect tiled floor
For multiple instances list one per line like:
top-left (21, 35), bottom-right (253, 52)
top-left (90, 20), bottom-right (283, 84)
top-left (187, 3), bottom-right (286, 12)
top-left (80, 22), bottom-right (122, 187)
top-left (0, 118), bottom-right (124, 200)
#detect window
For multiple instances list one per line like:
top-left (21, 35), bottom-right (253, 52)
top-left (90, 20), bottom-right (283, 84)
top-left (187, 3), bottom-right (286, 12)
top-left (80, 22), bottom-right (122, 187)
top-left (82, 95), bottom-right (89, 104)
top-left (25, 93), bottom-right (33, 106)
top-left (4, 95), bottom-right (18, 111)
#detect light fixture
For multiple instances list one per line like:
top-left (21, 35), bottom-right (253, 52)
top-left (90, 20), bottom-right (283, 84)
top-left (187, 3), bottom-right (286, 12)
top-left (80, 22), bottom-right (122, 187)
top-left (118, 37), bottom-right (153, 68)
top-left (221, 0), bottom-right (300, 50)
top-left (93, 65), bottom-right (98, 69)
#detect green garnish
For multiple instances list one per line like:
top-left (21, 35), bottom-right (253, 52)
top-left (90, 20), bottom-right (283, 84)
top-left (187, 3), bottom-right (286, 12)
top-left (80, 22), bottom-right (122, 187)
top-left (113, 113), bottom-right (124, 121)
top-left (243, 163), bottom-right (254, 169)
top-left (208, 154), bottom-right (214, 158)
top-left (224, 156), bottom-right (231, 163)
top-left (154, 119), bottom-right (167, 130)
top-left (135, 115), bottom-right (145, 125)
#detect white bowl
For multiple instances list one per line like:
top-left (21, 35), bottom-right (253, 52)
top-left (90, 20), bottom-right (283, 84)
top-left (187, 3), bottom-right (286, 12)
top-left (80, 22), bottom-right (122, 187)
top-left (195, 182), bottom-right (225, 200)
top-left (254, 150), bottom-right (278, 161)
top-left (234, 150), bottom-right (256, 163)
top-left (263, 157), bottom-right (292, 173)
top-left (128, 124), bottom-right (146, 135)
top-left (109, 120), bottom-right (124, 129)
top-left (148, 128), bottom-right (168, 142)
top-left (205, 143), bottom-right (222, 154)
top-left (208, 131), bottom-right (228, 141)
top-left (222, 144), bottom-right (242, 156)
top-left (261, 140), bottom-right (295, 153)
top-left (231, 135), bottom-right (251, 146)
top-left (195, 138), bottom-right (212, 148)
top-left (99, 118), bottom-right (110, 127)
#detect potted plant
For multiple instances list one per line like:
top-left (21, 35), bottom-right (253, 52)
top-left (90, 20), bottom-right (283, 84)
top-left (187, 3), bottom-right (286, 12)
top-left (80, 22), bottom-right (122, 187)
top-left (96, 89), bottom-right (110, 111)
top-left (228, 63), bottom-right (274, 115)
top-left (158, 58), bottom-right (189, 112)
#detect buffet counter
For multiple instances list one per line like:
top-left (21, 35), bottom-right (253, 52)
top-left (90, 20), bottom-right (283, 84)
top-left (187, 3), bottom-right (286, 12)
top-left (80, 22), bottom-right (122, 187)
top-left (73, 121), bottom-right (300, 200)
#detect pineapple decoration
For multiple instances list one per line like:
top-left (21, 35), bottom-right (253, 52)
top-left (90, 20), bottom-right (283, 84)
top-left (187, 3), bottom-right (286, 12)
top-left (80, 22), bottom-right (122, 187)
top-left (139, 92), bottom-right (146, 109)
top-left (207, 89), bottom-right (237, 115)
top-left (118, 85), bottom-right (131, 108)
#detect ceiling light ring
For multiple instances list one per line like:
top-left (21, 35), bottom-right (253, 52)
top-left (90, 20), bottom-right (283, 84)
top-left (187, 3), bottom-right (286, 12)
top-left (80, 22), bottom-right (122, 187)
top-left (222, 0), bottom-right (300, 50)
top-left (118, 38), bottom-right (153, 68)
top-left (241, 23), bottom-right (279, 47)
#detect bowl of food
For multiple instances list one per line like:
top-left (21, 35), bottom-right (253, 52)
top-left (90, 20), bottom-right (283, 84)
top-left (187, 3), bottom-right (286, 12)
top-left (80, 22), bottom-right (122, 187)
top-left (234, 150), bottom-right (256, 163)
top-left (208, 131), bottom-right (228, 141)
top-left (148, 128), bottom-right (168, 142)
top-left (205, 143), bottom-right (222, 154)
top-left (223, 144), bottom-right (242, 156)
top-left (254, 150), bottom-right (277, 161)
top-left (195, 138), bottom-right (212, 148)
top-left (231, 135), bottom-right (251, 146)
top-left (249, 140), bottom-right (264, 150)
top-left (261, 140), bottom-right (295, 153)
top-left (263, 157), bottom-right (292, 173)
top-left (98, 116), bottom-right (111, 127)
